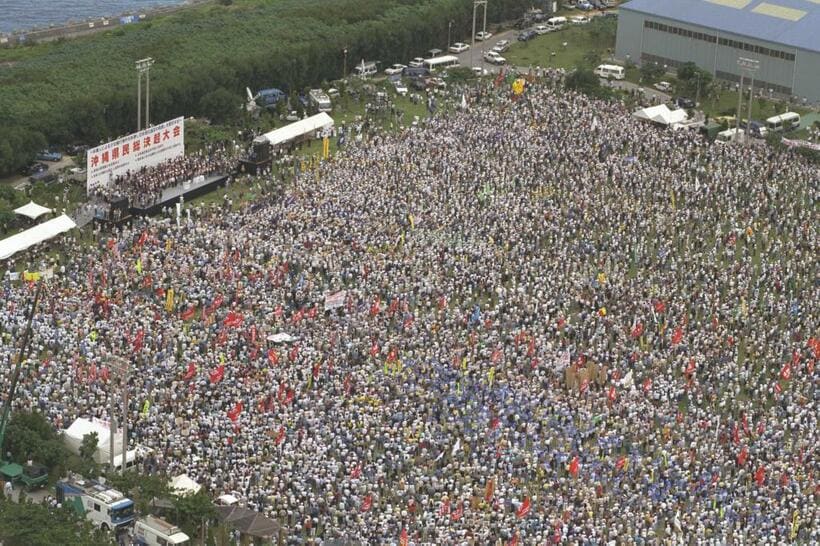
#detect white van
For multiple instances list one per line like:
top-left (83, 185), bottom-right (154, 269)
top-left (546, 16), bottom-right (567, 29)
top-left (353, 60), bottom-right (378, 79)
top-left (765, 112), bottom-right (800, 133)
top-left (133, 516), bottom-right (190, 546)
top-left (594, 64), bottom-right (625, 80)
top-left (715, 127), bottom-right (743, 144)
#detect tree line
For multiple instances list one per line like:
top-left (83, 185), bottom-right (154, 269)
top-left (0, 0), bottom-right (534, 176)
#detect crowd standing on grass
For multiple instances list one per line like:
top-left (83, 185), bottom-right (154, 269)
top-left (1, 74), bottom-right (818, 545)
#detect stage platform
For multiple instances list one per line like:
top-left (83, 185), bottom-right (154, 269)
top-left (129, 174), bottom-right (230, 216)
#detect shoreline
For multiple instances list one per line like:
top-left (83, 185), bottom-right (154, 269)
top-left (0, 0), bottom-right (210, 45)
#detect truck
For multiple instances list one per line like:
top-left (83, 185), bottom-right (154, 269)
top-left (133, 515), bottom-right (190, 546)
top-left (308, 89), bottom-right (332, 113)
top-left (56, 476), bottom-right (136, 532)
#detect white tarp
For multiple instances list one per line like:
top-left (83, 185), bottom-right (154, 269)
top-left (14, 201), bottom-right (52, 220)
top-left (632, 104), bottom-right (688, 126)
top-left (255, 113), bottom-right (334, 148)
top-left (0, 214), bottom-right (76, 260)
top-left (63, 417), bottom-right (124, 465)
top-left (169, 474), bottom-right (202, 495)
top-left (267, 333), bottom-right (298, 344)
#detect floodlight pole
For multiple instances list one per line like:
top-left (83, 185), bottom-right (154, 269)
top-left (136, 58), bottom-right (154, 131)
top-left (736, 57), bottom-right (759, 145)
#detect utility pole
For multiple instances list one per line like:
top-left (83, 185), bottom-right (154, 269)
top-left (135, 58), bottom-right (154, 131)
top-left (448, 20), bottom-right (453, 51)
top-left (107, 356), bottom-right (130, 473)
top-left (737, 57), bottom-right (759, 145)
top-left (343, 48), bottom-right (348, 80)
top-left (735, 71), bottom-right (744, 141)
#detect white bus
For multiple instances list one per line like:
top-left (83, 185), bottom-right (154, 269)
top-left (56, 477), bottom-right (136, 532)
top-left (765, 112), bottom-right (800, 132)
top-left (547, 16), bottom-right (568, 29)
top-left (422, 55), bottom-right (460, 72)
top-left (594, 64), bottom-right (625, 80)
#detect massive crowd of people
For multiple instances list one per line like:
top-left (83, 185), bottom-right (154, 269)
top-left (1, 75), bottom-right (818, 545)
top-left (88, 144), bottom-right (237, 208)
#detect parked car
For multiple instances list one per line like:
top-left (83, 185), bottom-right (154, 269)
top-left (517, 29), bottom-right (537, 41)
top-left (449, 42), bottom-right (470, 54)
top-left (577, 0), bottom-right (593, 10)
top-left (483, 51), bottom-right (506, 65)
top-left (408, 57), bottom-right (425, 68)
top-left (426, 77), bottom-right (447, 90)
top-left (393, 80), bottom-right (408, 96)
top-left (36, 150), bottom-right (62, 162)
top-left (475, 31), bottom-right (492, 41)
top-left (675, 97), bottom-right (696, 109)
top-left (492, 40), bottom-right (510, 53)
top-left (653, 81), bottom-right (672, 92)
top-left (21, 162), bottom-right (48, 176)
top-left (534, 25), bottom-right (550, 35)
top-left (384, 63), bottom-right (407, 75)
top-left (570, 16), bottom-right (590, 24)
top-left (471, 66), bottom-right (489, 77)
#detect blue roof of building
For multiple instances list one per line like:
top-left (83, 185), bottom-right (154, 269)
top-left (620, 0), bottom-right (820, 53)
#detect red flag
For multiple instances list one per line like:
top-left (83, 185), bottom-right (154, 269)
top-left (399, 528), bottom-right (408, 546)
top-left (137, 230), bottom-right (148, 246)
top-left (267, 349), bottom-right (279, 366)
top-left (312, 362), bottom-right (321, 381)
top-left (615, 455), bottom-right (626, 471)
top-left (184, 363), bottom-right (196, 380)
top-left (224, 311), bottom-right (244, 328)
top-left (774, 381), bottom-right (782, 394)
top-left (756, 420), bottom-right (765, 436)
top-left (569, 456), bottom-right (580, 477)
top-left (227, 402), bottom-right (243, 422)
top-left (370, 342), bottom-right (380, 358)
top-left (754, 465), bottom-right (766, 486)
top-left (741, 412), bottom-right (749, 435)
top-left (653, 300), bottom-right (666, 313)
top-left (631, 322), bottom-right (644, 339)
top-left (181, 306), bottom-right (196, 321)
top-left (209, 365), bottom-right (225, 384)
top-left (489, 416), bottom-right (500, 431)
top-left (685, 358), bottom-right (696, 377)
top-left (579, 379), bottom-right (590, 395)
top-left (642, 377), bottom-right (652, 395)
top-left (508, 532), bottom-right (519, 546)
top-left (780, 362), bottom-right (792, 381)
top-left (516, 497), bottom-right (531, 519)
top-left (438, 295), bottom-right (447, 310)
top-left (732, 424), bottom-right (740, 445)
top-left (494, 67), bottom-right (505, 87)
top-left (307, 305), bottom-right (318, 320)
top-left (361, 495), bottom-right (372, 512)
top-left (387, 347), bottom-right (398, 363)
top-left (491, 347), bottom-right (502, 363)
top-left (484, 478), bottom-right (495, 503)
top-left (671, 327), bottom-right (683, 345)
top-left (451, 501), bottom-right (463, 521)
top-left (133, 328), bottom-right (145, 352)
top-left (737, 446), bottom-right (748, 466)
top-left (289, 344), bottom-right (300, 362)
top-left (274, 425), bottom-right (286, 445)
top-left (350, 464), bottom-right (362, 479)
top-left (369, 297), bottom-right (380, 317)
top-left (607, 385), bottom-right (617, 403)
top-left (274, 304), bottom-right (283, 320)
top-left (100, 366), bottom-right (109, 382)
top-left (343, 374), bottom-right (352, 395)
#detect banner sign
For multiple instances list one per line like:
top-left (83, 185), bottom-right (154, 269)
top-left (86, 117), bottom-right (185, 191)
top-left (324, 290), bottom-right (347, 311)
top-left (782, 138), bottom-right (820, 152)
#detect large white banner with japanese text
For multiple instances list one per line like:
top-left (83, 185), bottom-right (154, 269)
top-left (86, 117), bottom-right (185, 191)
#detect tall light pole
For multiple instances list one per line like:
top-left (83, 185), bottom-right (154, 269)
top-left (448, 20), bottom-right (453, 51)
top-left (107, 356), bottom-right (130, 473)
top-left (343, 48), bottom-right (348, 80)
top-left (471, 1), bottom-right (487, 69)
top-left (135, 58), bottom-right (154, 131)
top-left (737, 57), bottom-right (759, 145)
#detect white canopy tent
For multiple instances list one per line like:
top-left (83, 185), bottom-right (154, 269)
top-left (63, 417), bottom-right (124, 465)
top-left (632, 104), bottom-right (688, 126)
top-left (14, 201), bottom-right (52, 220)
top-left (254, 112), bottom-right (334, 148)
top-left (0, 214), bottom-right (76, 260)
top-left (169, 474), bottom-right (203, 496)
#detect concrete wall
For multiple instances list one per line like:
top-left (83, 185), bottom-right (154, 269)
top-left (615, 8), bottom-right (820, 103)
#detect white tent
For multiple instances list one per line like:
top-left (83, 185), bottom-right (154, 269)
top-left (63, 417), bottom-right (124, 465)
top-left (254, 113), bottom-right (334, 148)
top-left (169, 474), bottom-right (202, 496)
top-left (0, 214), bottom-right (76, 260)
top-left (632, 104), bottom-right (688, 126)
top-left (14, 201), bottom-right (52, 220)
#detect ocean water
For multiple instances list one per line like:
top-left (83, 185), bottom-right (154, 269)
top-left (0, 0), bottom-right (187, 34)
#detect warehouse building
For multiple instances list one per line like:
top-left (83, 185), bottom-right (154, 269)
top-left (615, 0), bottom-right (820, 103)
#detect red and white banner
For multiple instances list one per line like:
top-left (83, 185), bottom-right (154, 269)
top-left (324, 290), bottom-right (347, 311)
top-left (86, 117), bottom-right (185, 191)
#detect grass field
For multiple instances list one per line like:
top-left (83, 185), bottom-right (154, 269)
top-left (504, 23), bottom-right (614, 70)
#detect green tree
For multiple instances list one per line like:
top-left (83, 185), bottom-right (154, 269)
top-left (639, 62), bottom-right (665, 84)
top-left (106, 471), bottom-right (172, 514)
top-left (173, 490), bottom-right (217, 540)
top-left (565, 68), bottom-right (609, 99)
top-left (3, 411), bottom-right (68, 471)
top-left (675, 62), bottom-right (713, 102)
top-left (199, 88), bottom-right (241, 125)
top-left (582, 50), bottom-right (602, 68)
top-left (0, 499), bottom-right (113, 546)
